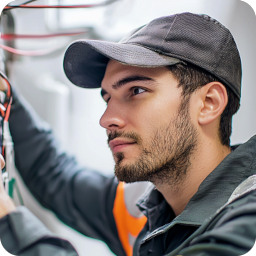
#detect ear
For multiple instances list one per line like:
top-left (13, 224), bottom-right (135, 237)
top-left (198, 82), bottom-right (228, 126)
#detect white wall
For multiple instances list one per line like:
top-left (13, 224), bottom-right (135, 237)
top-left (227, 1), bottom-right (256, 144)
top-left (0, 1), bottom-right (256, 256)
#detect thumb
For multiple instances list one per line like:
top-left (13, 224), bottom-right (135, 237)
top-left (0, 77), bottom-right (8, 91)
top-left (0, 155), bottom-right (5, 191)
top-left (0, 155), bottom-right (5, 170)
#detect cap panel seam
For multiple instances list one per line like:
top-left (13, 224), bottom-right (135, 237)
top-left (161, 14), bottom-right (178, 48)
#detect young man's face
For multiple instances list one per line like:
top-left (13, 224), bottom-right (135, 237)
top-left (100, 60), bottom-right (198, 184)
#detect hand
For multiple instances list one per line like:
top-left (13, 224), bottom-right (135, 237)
top-left (0, 155), bottom-right (16, 219)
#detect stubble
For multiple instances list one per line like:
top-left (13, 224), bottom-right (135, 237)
top-left (109, 97), bottom-right (198, 186)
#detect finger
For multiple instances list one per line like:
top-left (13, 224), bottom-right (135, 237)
top-left (0, 155), bottom-right (5, 169)
top-left (0, 155), bottom-right (5, 191)
top-left (0, 77), bottom-right (8, 91)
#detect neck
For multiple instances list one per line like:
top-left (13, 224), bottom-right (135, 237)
top-left (154, 138), bottom-right (231, 216)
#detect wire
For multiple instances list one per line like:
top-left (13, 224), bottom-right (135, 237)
top-left (1, 75), bottom-right (12, 122)
top-left (0, 43), bottom-right (60, 56)
top-left (0, 72), bottom-right (12, 157)
top-left (8, 0), bottom-right (37, 5)
top-left (6, 0), bottom-right (37, 10)
top-left (22, 0), bottom-right (37, 4)
top-left (1, 30), bottom-right (88, 40)
top-left (0, 72), bottom-right (24, 205)
top-left (4, 0), bottom-right (119, 10)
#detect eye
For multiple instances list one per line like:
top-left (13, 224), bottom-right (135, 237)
top-left (132, 87), bottom-right (146, 95)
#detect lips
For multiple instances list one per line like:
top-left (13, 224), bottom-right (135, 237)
top-left (109, 139), bottom-right (136, 153)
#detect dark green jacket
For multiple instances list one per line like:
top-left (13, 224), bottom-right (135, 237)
top-left (0, 89), bottom-right (256, 256)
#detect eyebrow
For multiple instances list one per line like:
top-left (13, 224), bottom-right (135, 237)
top-left (101, 75), bottom-right (156, 98)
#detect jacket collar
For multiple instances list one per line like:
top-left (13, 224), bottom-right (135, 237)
top-left (137, 135), bottom-right (256, 228)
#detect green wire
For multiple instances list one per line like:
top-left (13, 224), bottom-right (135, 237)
top-left (8, 178), bottom-right (24, 205)
top-left (8, 177), bottom-right (15, 198)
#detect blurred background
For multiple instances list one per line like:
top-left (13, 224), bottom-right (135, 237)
top-left (0, 0), bottom-right (255, 255)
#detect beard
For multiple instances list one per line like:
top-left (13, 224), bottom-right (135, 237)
top-left (108, 97), bottom-right (198, 186)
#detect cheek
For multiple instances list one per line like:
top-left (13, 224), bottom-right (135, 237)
top-left (126, 104), bottom-right (156, 133)
top-left (149, 91), bottom-right (182, 124)
top-left (126, 93), bottom-right (181, 136)
top-left (185, 93), bottom-right (200, 127)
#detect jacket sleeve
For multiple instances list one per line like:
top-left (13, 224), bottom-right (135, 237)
top-left (176, 190), bottom-right (256, 256)
top-left (6, 87), bottom-right (126, 256)
top-left (0, 207), bottom-right (78, 256)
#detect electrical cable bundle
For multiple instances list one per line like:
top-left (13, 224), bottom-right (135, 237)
top-left (0, 71), bottom-right (12, 152)
top-left (0, 0), bottom-right (121, 198)
top-left (0, 71), bottom-right (23, 204)
top-left (1, 30), bottom-right (89, 40)
top-left (0, 30), bottom-right (88, 56)
top-left (1, 0), bottom-right (120, 56)
top-left (4, 0), bottom-right (119, 10)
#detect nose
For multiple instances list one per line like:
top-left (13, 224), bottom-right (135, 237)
top-left (100, 103), bottom-right (126, 131)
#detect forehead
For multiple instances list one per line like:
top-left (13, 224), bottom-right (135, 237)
top-left (101, 60), bottom-right (171, 89)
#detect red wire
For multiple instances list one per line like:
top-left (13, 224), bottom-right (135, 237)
top-left (0, 75), bottom-right (12, 158)
top-left (4, 100), bottom-right (12, 122)
top-left (0, 31), bottom-right (88, 40)
top-left (0, 107), bottom-right (5, 117)
top-left (5, 4), bottom-right (96, 9)
top-left (0, 43), bottom-right (59, 56)
top-left (2, 146), bottom-right (5, 157)
top-left (4, 1), bottom-right (117, 9)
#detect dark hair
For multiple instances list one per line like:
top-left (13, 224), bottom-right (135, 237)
top-left (168, 63), bottom-right (240, 147)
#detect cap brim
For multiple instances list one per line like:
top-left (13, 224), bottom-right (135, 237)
top-left (63, 40), bottom-right (181, 88)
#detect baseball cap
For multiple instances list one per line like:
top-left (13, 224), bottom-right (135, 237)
top-left (63, 12), bottom-right (242, 99)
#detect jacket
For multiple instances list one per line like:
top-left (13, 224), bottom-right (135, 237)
top-left (0, 89), bottom-right (256, 256)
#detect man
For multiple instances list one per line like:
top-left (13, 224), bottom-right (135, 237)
top-left (0, 12), bottom-right (256, 256)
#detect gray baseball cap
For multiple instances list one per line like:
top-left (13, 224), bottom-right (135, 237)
top-left (63, 12), bottom-right (242, 98)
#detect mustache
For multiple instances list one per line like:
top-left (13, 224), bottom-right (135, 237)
top-left (107, 131), bottom-right (141, 145)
